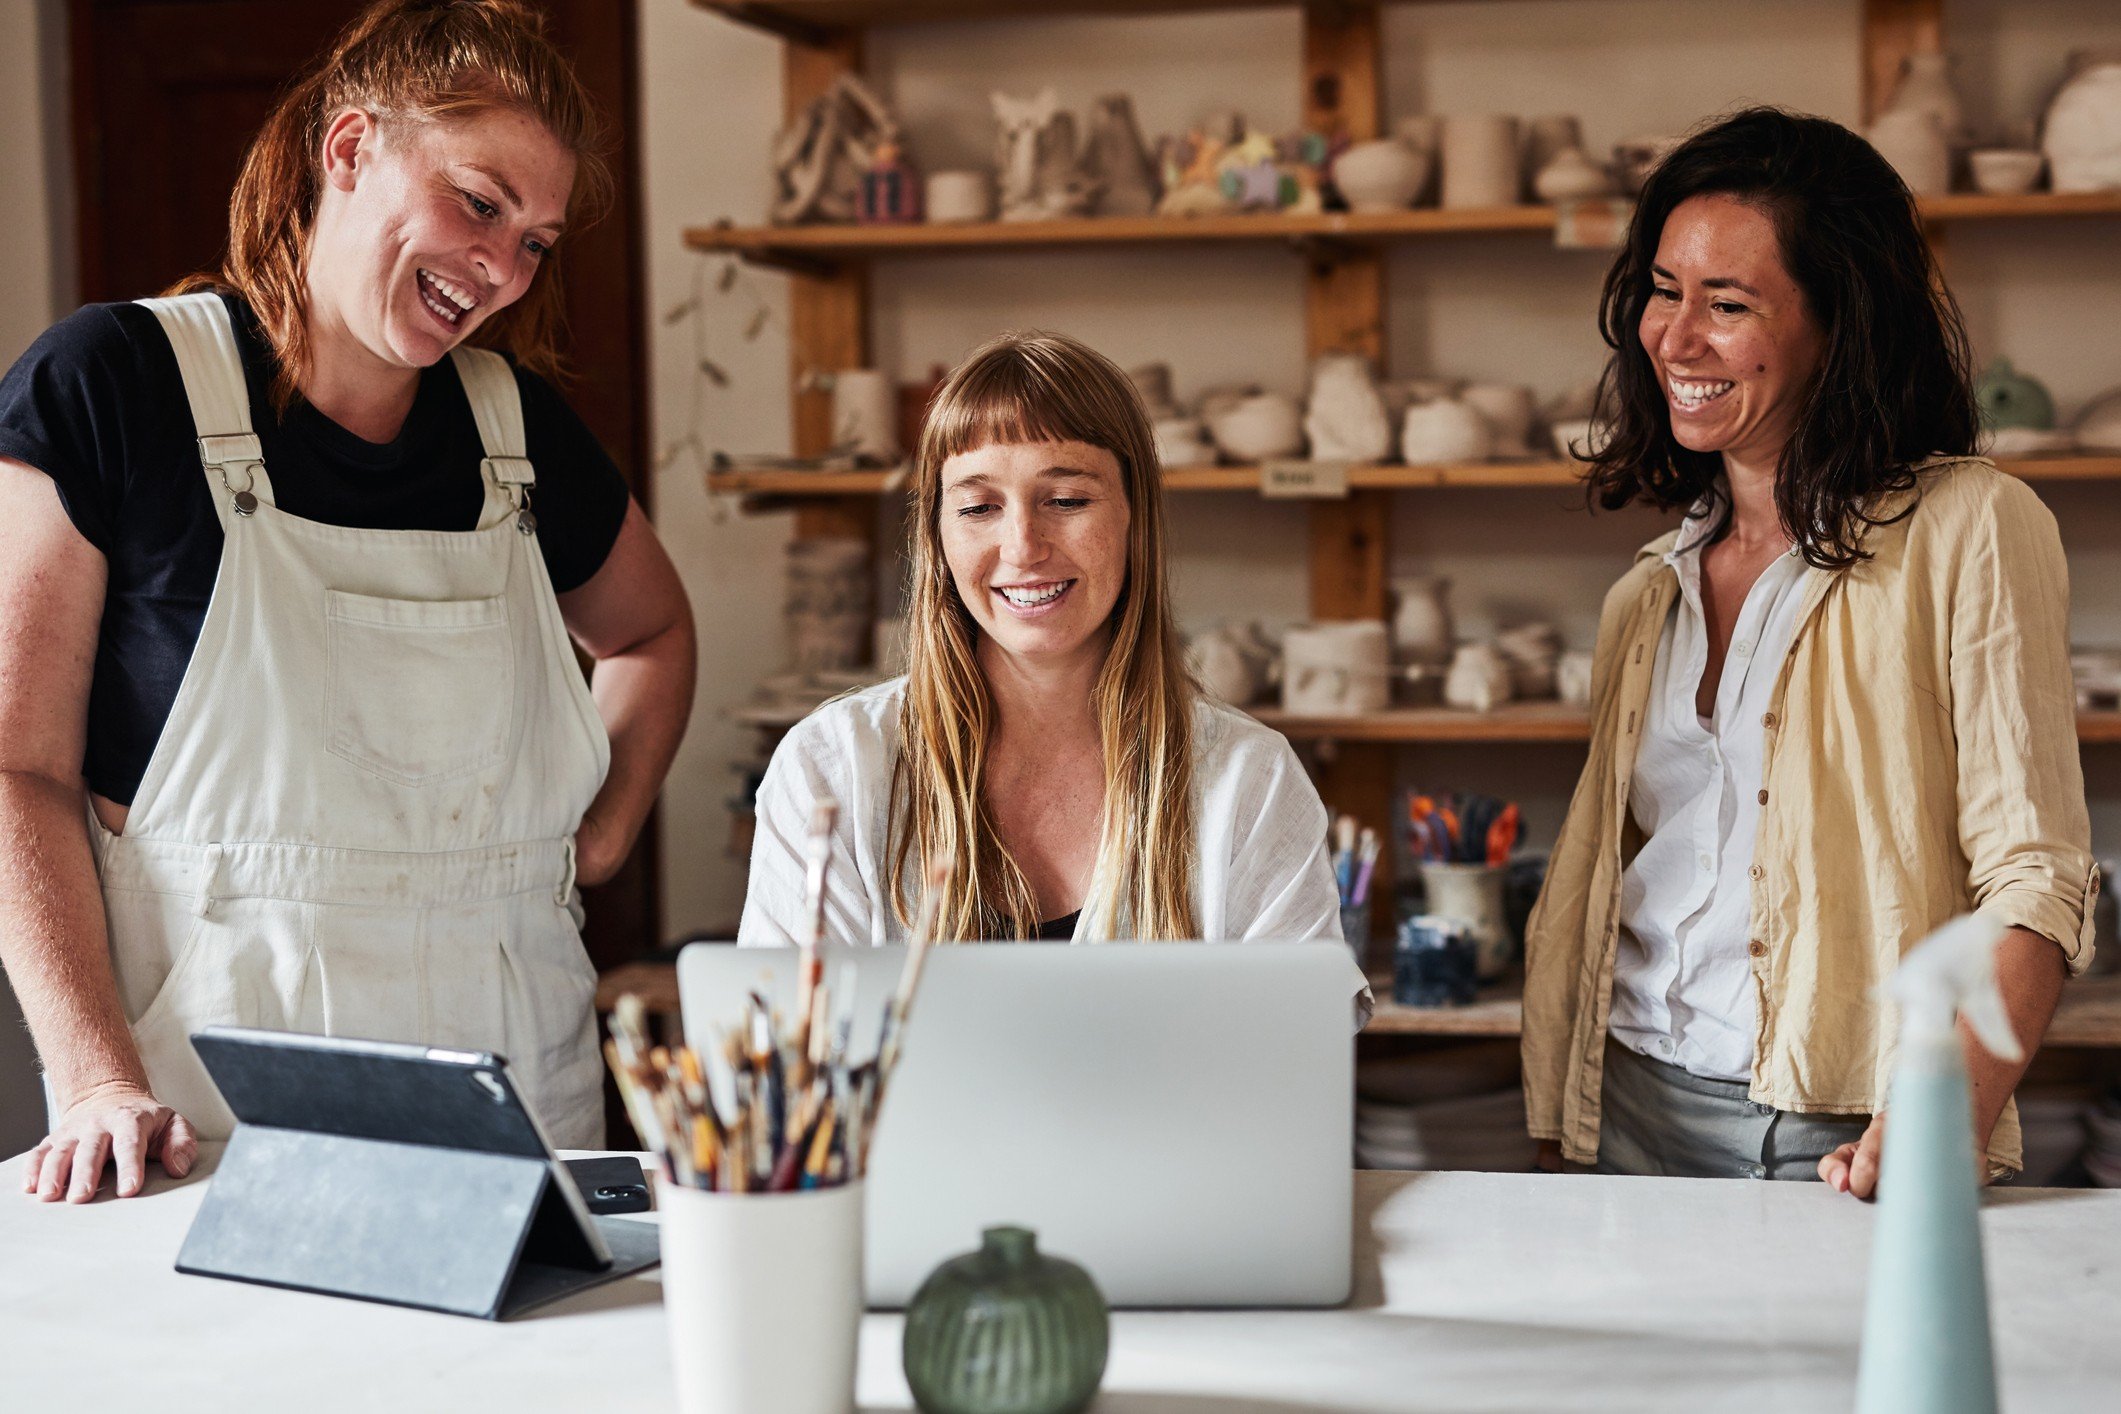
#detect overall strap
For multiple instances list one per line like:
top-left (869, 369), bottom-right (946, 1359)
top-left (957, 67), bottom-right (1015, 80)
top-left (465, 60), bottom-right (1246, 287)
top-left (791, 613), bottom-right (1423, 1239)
top-left (138, 293), bottom-right (276, 529)
top-left (448, 346), bottom-right (538, 534)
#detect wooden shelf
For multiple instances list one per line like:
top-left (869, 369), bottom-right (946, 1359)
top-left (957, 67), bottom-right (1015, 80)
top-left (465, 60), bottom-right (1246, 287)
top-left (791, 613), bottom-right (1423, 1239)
top-left (708, 456), bottom-right (2121, 498)
top-left (604, 956), bottom-right (2121, 1048)
top-left (686, 192), bottom-right (2121, 267)
top-left (1255, 703), bottom-right (1592, 743)
top-left (693, 1), bottom-right (1587, 42)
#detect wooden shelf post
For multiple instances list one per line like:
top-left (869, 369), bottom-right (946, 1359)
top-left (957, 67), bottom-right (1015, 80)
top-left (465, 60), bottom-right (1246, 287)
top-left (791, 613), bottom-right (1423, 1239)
top-left (1302, 1), bottom-right (1396, 959)
top-left (783, 33), bottom-right (882, 612)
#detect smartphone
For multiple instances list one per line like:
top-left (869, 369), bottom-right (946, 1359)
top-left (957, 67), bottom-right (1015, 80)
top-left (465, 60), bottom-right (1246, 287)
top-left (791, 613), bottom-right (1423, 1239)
top-left (562, 1155), bottom-right (651, 1214)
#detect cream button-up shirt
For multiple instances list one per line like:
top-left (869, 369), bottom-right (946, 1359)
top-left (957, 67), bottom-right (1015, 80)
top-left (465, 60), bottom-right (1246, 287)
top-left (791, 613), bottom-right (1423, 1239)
top-left (1523, 459), bottom-right (2097, 1174)
top-left (1611, 525), bottom-right (1817, 1082)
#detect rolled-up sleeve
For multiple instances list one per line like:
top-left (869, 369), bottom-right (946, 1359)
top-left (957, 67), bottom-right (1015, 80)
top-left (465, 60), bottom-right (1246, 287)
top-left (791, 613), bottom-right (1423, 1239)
top-left (1948, 478), bottom-right (2097, 973)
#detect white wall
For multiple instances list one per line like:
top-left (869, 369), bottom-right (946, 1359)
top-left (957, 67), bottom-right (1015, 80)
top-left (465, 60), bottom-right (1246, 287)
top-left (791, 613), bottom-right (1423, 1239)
top-left (640, 0), bottom-right (2121, 934)
top-left (0, 0), bottom-right (75, 1154)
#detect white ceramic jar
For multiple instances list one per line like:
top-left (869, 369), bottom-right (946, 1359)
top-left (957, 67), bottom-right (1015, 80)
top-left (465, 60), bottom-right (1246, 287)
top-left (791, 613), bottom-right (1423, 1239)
top-left (2045, 54), bottom-right (2121, 193)
top-left (1401, 397), bottom-right (1495, 465)
top-left (1441, 116), bottom-right (1521, 209)
top-left (1281, 621), bottom-right (1392, 716)
top-left (924, 170), bottom-right (993, 223)
top-left (1868, 109), bottom-right (1950, 196)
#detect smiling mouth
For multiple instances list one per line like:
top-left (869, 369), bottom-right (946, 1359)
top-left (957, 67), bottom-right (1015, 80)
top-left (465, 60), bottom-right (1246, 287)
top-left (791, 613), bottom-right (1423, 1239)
top-left (416, 268), bottom-right (480, 328)
top-left (994, 579), bottom-right (1075, 613)
top-left (1668, 376), bottom-right (1736, 412)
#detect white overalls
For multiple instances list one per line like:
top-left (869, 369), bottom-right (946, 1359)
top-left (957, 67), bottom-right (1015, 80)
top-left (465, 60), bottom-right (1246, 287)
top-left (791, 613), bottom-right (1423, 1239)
top-left (88, 293), bottom-right (610, 1146)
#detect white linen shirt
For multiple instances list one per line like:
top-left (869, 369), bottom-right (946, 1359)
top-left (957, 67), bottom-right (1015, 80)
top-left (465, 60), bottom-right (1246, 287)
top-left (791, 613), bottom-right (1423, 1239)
top-left (1609, 522), bottom-right (1818, 1082)
top-left (737, 678), bottom-right (1347, 951)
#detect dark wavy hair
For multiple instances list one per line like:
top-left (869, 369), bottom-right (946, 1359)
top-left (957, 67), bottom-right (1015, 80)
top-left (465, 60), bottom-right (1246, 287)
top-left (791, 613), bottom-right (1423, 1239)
top-left (1582, 107), bottom-right (1978, 569)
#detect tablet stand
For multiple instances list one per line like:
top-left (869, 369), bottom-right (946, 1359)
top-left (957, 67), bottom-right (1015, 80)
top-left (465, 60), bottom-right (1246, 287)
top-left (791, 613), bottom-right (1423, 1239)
top-left (177, 1123), bottom-right (661, 1320)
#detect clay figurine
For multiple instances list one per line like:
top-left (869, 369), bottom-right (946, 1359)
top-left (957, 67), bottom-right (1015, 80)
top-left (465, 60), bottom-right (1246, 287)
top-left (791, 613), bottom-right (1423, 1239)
top-left (771, 73), bottom-right (903, 225)
top-left (1083, 93), bottom-right (1160, 217)
top-left (859, 138), bottom-right (922, 225)
top-left (993, 89), bottom-right (1097, 221)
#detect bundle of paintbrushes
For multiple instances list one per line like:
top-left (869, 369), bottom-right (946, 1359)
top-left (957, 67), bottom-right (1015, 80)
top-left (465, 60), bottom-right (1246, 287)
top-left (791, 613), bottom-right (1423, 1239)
top-left (603, 800), bottom-right (949, 1193)
top-left (1332, 813), bottom-right (1382, 912)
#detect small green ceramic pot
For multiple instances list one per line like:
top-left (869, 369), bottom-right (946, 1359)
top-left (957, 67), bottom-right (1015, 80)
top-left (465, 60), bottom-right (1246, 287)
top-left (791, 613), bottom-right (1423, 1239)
top-left (901, 1225), bottom-right (1109, 1414)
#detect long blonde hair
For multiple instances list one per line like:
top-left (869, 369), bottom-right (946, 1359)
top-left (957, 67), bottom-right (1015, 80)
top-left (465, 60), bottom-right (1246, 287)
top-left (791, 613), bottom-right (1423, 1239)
top-left (172, 0), bottom-right (610, 409)
top-left (887, 332), bottom-right (1200, 942)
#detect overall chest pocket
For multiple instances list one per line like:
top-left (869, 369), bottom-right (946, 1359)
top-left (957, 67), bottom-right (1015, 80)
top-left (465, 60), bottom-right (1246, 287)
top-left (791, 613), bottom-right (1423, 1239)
top-left (326, 589), bottom-right (516, 785)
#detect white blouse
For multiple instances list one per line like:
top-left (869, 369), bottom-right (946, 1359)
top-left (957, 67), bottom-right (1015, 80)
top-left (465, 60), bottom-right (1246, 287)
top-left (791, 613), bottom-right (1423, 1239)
top-left (737, 678), bottom-right (1348, 952)
top-left (1610, 524), bottom-right (1818, 1082)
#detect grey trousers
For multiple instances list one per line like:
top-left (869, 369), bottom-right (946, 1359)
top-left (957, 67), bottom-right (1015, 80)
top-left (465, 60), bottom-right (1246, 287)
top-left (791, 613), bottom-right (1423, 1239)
top-left (1595, 1037), bottom-right (1871, 1180)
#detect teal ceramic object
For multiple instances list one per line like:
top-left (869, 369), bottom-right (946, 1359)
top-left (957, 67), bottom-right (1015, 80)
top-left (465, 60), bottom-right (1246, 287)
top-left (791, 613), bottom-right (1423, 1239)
top-left (902, 1226), bottom-right (1109, 1414)
top-left (1975, 357), bottom-right (2056, 430)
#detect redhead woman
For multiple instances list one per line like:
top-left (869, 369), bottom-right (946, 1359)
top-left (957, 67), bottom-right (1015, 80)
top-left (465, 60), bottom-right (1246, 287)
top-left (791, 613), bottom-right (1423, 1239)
top-left (1521, 108), bottom-right (2093, 1192)
top-left (1, 0), bottom-right (695, 1199)
top-left (740, 332), bottom-right (1352, 965)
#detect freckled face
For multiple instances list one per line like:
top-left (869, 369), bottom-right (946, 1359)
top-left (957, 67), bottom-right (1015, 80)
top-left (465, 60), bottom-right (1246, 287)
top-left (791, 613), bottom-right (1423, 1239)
top-left (1639, 193), bottom-right (1827, 467)
top-left (308, 105), bottom-right (574, 371)
top-left (937, 440), bottom-right (1131, 671)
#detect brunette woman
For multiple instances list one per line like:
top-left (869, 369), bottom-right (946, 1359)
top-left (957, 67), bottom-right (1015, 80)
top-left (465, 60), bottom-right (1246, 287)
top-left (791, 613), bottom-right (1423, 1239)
top-left (1521, 108), bottom-right (2093, 1192)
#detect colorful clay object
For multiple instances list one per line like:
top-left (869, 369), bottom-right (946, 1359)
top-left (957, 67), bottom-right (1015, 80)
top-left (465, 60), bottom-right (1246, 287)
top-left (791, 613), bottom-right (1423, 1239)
top-left (860, 139), bottom-right (923, 224)
top-left (1974, 357), bottom-right (2056, 431)
top-left (2045, 52), bottom-right (2121, 193)
top-left (903, 1226), bottom-right (1108, 1414)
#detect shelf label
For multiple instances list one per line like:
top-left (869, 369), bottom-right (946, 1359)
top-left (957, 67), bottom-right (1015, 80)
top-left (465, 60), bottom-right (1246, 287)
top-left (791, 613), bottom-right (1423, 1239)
top-left (1261, 459), bottom-right (1351, 500)
top-left (1554, 198), bottom-right (1633, 251)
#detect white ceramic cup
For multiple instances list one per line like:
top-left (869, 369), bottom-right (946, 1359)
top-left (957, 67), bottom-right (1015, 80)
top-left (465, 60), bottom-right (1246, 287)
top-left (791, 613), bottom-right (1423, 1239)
top-left (830, 369), bottom-right (899, 462)
top-left (924, 169), bottom-right (993, 223)
top-left (1441, 115), bottom-right (1522, 209)
top-left (660, 1181), bottom-right (865, 1414)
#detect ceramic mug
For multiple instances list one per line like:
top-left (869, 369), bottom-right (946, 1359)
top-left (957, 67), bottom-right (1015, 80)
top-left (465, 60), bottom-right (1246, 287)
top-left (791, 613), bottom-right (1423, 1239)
top-left (924, 169), bottom-right (993, 223)
top-left (830, 369), bottom-right (900, 462)
top-left (1442, 115), bottom-right (1522, 209)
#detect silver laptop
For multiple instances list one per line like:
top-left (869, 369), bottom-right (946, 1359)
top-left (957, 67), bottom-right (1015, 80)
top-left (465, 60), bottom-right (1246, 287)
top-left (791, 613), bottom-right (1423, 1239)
top-left (675, 941), bottom-right (1357, 1308)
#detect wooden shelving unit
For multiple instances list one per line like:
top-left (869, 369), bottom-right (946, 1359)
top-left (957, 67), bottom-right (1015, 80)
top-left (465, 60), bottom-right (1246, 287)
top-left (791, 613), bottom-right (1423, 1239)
top-left (686, 190), bottom-right (2121, 268)
top-left (708, 454), bottom-right (2121, 497)
top-left (692, 0), bottom-right (2121, 1079)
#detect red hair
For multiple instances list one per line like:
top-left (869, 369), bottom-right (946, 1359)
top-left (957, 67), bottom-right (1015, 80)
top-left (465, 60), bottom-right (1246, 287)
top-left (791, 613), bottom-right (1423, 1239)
top-left (172, 0), bottom-right (610, 408)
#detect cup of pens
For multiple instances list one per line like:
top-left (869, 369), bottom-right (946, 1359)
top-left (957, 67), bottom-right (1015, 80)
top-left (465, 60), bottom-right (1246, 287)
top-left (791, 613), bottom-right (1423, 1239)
top-left (1332, 814), bottom-right (1381, 969)
top-left (607, 807), bottom-right (948, 1414)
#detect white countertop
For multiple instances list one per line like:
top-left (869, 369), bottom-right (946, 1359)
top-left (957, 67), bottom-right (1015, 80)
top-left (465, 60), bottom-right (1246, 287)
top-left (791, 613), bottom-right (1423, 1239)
top-left (3, 1145), bottom-right (2116, 1412)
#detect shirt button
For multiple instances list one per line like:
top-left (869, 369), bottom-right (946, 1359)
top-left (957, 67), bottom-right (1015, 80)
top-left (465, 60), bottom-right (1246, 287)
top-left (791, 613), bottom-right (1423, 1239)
top-left (1748, 864), bottom-right (1764, 881)
top-left (1733, 641), bottom-right (1752, 657)
top-left (1761, 711), bottom-right (1777, 729)
top-left (1699, 853), bottom-right (1715, 871)
top-left (1748, 939), bottom-right (1767, 958)
top-left (1757, 789), bottom-right (1769, 805)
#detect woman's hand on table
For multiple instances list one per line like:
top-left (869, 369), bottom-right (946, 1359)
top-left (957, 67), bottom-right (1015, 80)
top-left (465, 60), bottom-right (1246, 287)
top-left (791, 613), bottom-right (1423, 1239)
top-left (23, 1081), bottom-right (196, 1202)
top-left (1532, 1140), bottom-right (1566, 1174)
top-left (1818, 1112), bottom-right (1887, 1198)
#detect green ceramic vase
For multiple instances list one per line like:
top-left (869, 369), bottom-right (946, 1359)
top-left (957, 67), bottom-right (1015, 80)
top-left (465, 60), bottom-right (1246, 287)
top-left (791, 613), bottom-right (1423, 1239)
top-left (902, 1226), bottom-right (1109, 1414)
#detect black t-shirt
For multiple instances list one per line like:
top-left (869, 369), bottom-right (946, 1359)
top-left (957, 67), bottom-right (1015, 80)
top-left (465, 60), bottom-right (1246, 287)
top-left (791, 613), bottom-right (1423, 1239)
top-left (0, 293), bottom-right (630, 805)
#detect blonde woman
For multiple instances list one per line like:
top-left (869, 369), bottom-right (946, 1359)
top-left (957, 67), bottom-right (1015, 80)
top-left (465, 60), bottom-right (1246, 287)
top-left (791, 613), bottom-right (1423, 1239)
top-left (740, 332), bottom-right (1343, 951)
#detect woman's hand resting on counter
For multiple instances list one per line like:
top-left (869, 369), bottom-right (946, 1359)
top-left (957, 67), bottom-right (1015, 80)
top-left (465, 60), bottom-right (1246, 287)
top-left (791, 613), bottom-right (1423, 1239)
top-left (23, 1080), bottom-right (196, 1202)
top-left (1818, 1113), bottom-right (1887, 1198)
top-left (1533, 1140), bottom-right (1566, 1174)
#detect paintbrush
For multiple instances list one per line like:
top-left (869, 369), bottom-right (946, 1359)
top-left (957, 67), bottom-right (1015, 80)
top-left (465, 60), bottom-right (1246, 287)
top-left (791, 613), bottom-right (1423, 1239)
top-left (878, 860), bottom-right (950, 1078)
top-left (794, 797), bottom-right (840, 1056)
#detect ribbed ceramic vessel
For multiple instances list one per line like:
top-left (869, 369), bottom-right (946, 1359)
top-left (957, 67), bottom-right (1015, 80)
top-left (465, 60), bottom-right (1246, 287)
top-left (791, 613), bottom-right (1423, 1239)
top-left (902, 1227), bottom-right (1109, 1414)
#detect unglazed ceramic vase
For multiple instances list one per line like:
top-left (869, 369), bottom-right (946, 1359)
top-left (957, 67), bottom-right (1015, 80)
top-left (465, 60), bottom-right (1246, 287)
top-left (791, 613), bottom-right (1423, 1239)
top-left (1868, 109), bottom-right (1950, 196)
top-left (1333, 138), bottom-right (1429, 212)
top-left (1976, 358), bottom-right (2058, 431)
top-left (2045, 53), bottom-right (2121, 193)
top-left (1524, 115), bottom-right (1582, 200)
top-left (1441, 116), bottom-right (1521, 209)
top-left (1880, 49), bottom-right (1964, 143)
top-left (1442, 642), bottom-right (1513, 713)
top-left (1390, 575), bottom-right (1455, 668)
top-left (1304, 354), bottom-right (1393, 461)
top-left (1533, 146), bottom-right (1615, 202)
top-left (902, 1227), bottom-right (1108, 1414)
